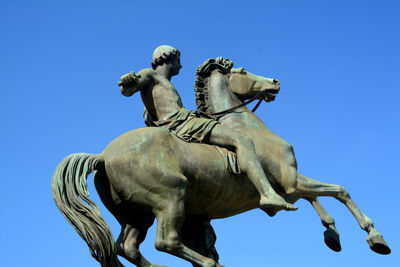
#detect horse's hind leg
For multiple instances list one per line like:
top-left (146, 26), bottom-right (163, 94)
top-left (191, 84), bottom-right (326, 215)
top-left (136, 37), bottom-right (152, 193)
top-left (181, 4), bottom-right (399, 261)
top-left (93, 170), bottom-right (157, 265)
top-left (181, 216), bottom-right (220, 266)
top-left (115, 213), bottom-right (155, 267)
top-left (152, 177), bottom-right (223, 267)
top-left (290, 173), bottom-right (390, 254)
top-left (306, 197), bottom-right (341, 252)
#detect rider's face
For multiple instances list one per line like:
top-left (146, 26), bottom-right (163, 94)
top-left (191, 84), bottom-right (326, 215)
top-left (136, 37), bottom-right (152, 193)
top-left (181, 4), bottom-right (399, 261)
top-left (170, 55), bottom-right (182, 76)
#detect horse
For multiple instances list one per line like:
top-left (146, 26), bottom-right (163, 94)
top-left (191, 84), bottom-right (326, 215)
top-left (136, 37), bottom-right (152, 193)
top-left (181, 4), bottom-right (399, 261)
top-left (194, 57), bottom-right (393, 249)
top-left (52, 58), bottom-right (391, 267)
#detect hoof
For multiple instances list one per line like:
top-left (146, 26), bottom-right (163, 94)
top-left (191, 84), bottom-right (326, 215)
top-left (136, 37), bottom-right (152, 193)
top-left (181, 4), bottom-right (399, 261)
top-left (324, 228), bottom-right (341, 252)
top-left (367, 232), bottom-right (391, 255)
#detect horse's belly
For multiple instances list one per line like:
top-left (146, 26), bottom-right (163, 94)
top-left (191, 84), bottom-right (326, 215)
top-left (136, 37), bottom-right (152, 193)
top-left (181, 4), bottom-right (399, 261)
top-left (185, 177), bottom-right (260, 218)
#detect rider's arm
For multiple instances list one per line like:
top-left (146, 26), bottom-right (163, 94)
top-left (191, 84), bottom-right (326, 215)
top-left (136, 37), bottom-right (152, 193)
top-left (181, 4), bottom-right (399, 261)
top-left (118, 69), bottom-right (155, 97)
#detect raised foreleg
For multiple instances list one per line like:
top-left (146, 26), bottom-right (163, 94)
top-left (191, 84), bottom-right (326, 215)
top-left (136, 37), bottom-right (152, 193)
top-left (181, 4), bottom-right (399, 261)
top-left (288, 173), bottom-right (390, 255)
top-left (261, 194), bottom-right (341, 252)
top-left (306, 197), bottom-right (341, 252)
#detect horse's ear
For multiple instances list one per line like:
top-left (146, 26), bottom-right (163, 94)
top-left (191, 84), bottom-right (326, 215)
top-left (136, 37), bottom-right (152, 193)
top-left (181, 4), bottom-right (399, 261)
top-left (231, 67), bottom-right (246, 74)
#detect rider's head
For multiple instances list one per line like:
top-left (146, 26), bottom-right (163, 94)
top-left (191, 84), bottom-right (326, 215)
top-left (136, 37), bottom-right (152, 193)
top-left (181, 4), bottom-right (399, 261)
top-left (152, 45), bottom-right (181, 75)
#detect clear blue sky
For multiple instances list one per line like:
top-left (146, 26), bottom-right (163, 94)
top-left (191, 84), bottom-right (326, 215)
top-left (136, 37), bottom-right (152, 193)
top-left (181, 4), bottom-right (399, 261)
top-left (1, 1), bottom-right (399, 266)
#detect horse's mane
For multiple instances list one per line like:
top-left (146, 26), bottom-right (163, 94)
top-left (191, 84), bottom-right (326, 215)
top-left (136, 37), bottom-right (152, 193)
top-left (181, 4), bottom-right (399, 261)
top-left (194, 57), bottom-right (234, 115)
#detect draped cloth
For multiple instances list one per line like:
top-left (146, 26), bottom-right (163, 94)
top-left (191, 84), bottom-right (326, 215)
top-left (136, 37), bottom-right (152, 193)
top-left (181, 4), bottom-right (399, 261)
top-left (144, 107), bottom-right (219, 143)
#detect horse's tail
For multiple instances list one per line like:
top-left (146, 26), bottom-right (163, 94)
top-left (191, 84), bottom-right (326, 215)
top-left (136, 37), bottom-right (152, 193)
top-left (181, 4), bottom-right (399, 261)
top-left (51, 153), bottom-right (123, 267)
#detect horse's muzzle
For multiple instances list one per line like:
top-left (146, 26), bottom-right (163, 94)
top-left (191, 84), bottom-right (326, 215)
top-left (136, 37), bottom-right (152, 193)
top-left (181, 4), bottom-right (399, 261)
top-left (264, 88), bottom-right (279, 102)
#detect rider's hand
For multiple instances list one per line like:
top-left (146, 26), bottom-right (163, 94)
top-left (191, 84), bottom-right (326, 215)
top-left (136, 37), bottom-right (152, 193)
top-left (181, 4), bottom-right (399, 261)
top-left (118, 71), bottom-right (140, 97)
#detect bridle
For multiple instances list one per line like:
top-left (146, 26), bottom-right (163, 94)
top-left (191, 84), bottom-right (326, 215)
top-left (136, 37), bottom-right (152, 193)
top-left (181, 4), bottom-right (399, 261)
top-left (197, 85), bottom-right (269, 120)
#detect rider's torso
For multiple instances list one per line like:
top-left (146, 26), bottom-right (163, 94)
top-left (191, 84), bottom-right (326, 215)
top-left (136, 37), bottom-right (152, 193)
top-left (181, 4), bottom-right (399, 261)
top-left (140, 72), bottom-right (183, 121)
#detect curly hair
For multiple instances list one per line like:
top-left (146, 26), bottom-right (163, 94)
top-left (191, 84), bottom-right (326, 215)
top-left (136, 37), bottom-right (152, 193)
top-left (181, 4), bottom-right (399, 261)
top-left (151, 45), bottom-right (181, 70)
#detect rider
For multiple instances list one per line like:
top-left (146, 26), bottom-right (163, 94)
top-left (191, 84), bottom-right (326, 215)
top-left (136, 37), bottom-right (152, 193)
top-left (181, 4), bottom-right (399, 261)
top-left (118, 45), bottom-right (297, 211)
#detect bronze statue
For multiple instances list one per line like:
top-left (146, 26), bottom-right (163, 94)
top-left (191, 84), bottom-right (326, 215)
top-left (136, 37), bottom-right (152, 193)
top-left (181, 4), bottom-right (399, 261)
top-left (119, 45), bottom-right (296, 212)
top-left (52, 46), bottom-right (391, 267)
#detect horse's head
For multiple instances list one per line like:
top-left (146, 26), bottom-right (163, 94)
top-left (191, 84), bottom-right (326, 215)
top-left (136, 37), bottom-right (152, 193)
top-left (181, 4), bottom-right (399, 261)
top-left (228, 67), bottom-right (280, 102)
top-left (194, 57), bottom-right (281, 116)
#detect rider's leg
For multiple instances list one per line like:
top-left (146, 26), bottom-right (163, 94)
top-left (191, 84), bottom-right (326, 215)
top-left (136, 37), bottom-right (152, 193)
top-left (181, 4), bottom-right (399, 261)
top-left (208, 124), bottom-right (297, 211)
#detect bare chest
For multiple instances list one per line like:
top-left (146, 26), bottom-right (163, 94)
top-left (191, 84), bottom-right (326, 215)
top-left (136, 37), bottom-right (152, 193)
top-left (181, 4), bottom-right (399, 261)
top-left (140, 79), bottom-right (183, 120)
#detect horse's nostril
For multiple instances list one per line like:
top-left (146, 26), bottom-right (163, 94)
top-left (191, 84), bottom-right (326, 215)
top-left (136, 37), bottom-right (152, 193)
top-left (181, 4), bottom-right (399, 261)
top-left (273, 79), bottom-right (279, 84)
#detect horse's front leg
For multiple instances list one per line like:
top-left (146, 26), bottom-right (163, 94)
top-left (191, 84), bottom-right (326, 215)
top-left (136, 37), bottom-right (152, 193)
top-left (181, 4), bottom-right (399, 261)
top-left (306, 197), bottom-right (341, 252)
top-left (287, 173), bottom-right (391, 255)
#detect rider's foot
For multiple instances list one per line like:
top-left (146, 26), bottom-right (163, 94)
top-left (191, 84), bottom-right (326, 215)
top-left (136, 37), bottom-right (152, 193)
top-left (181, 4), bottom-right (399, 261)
top-left (259, 195), bottom-right (298, 211)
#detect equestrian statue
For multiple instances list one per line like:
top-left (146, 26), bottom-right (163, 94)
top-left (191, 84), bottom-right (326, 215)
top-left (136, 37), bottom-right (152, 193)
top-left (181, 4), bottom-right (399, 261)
top-left (52, 45), bottom-right (391, 267)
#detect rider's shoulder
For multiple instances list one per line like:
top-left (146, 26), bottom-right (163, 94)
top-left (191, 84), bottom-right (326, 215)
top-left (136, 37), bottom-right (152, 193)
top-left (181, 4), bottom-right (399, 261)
top-left (138, 68), bottom-right (157, 77)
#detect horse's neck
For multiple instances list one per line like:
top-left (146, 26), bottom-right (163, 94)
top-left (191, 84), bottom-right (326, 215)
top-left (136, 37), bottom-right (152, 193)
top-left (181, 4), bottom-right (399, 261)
top-left (208, 72), bottom-right (242, 114)
top-left (220, 107), bottom-right (269, 131)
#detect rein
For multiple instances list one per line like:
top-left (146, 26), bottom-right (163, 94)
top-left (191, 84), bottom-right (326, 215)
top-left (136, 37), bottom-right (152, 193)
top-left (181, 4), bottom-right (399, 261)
top-left (198, 89), bottom-right (267, 119)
